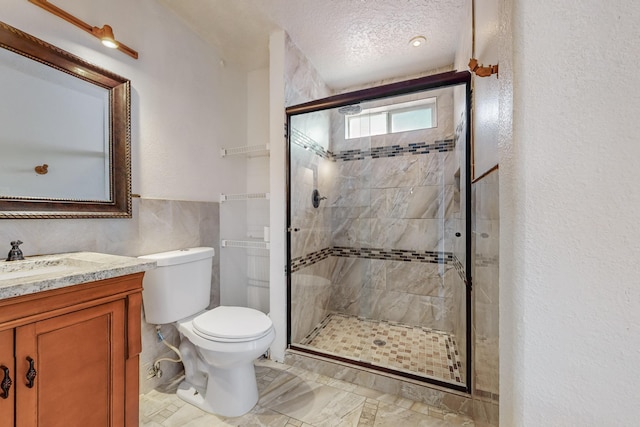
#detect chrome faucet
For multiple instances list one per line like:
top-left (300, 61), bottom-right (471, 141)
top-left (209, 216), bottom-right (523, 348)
top-left (6, 240), bottom-right (25, 261)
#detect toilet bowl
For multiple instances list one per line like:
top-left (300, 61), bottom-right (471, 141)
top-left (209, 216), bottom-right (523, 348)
top-left (139, 248), bottom-right (275, 417)
top-left (174, 306), bottom-right (275, 416)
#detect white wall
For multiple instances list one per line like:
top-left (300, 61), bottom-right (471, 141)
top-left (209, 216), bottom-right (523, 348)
top-left (3, 0), bottom-right (246, 202)
top-left (269, 30), bottom-right (287, 362)
top-left (501, 0), bottom-right (640, 425)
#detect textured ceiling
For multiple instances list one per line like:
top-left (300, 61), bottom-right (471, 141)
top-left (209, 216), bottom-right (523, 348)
top-left (158, 0), bottom-right (466, 89)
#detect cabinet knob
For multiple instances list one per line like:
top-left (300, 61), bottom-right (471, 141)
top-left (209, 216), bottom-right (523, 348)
top-left (25, 357), bottom-right (36, 389)
top-left (0, 366), bottom-right (11, 399)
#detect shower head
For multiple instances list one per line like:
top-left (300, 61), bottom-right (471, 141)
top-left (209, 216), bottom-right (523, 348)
top-left (337, 104), bottom-right (362, 115)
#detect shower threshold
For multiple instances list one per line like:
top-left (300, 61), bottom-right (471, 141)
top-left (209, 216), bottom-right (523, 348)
top-left (295, 313), bottom-right (464, 386)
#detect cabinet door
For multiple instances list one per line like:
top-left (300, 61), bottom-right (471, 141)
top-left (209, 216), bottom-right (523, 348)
top-left (0, 329), bottom-right (14, 427)
top-left (16, 300), bottom-right (125, 427)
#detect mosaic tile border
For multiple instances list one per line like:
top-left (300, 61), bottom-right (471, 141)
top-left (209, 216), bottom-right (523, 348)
top-left (291, 128), bottom-right (333, 160)
top-left (334, 140), bottom-right (455, 162)
top-left (290, 247), bottom-right (333, 272)
top-left (451, 255), bottom-right (468, 287)
top-left (291, 246), bottom-right (470, 290)
top-left (333, 246), bottom-right (454, 263)
top-left (291, 129), bottom-right (455, 162)
top-left (290, 246), bottom-right (455, 273)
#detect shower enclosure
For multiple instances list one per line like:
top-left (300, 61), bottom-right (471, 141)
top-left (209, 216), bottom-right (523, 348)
top-left (286, 71), bottom-right (471, 392)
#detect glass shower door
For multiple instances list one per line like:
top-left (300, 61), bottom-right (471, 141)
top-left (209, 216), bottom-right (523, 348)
top-left (287, 74), bottom-right (471, 392)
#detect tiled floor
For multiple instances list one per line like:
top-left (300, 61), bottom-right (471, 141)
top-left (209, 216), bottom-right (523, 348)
top-left (140, 358), bottom-right (475, 426)
top-left (298, 313), bottom-right (463, 384)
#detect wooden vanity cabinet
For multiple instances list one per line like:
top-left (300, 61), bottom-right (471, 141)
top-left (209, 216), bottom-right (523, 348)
top-left (0, 273), bottom-right (143, 427)
top-left (0, 329), bottom-right (14, 427)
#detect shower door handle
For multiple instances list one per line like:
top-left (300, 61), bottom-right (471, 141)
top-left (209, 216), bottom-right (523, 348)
top-left (288, 227), bottom-right (300, 232)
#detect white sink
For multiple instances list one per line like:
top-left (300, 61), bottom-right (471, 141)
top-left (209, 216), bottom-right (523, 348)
top-left (0, 264), bottom-right (76, 280)
top-left (0, 256), bottom-right (100, 282)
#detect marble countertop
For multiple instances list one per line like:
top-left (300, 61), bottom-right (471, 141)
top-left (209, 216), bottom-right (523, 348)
top-left (0, 252), bottom-right (156, 301)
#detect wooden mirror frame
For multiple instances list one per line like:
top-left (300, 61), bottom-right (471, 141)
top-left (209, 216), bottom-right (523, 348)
top-left (0, 21), bottom-right (132, 219)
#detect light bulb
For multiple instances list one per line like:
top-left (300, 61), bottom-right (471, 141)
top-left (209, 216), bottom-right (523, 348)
top-left (410, 36), bottom-right (426, 48)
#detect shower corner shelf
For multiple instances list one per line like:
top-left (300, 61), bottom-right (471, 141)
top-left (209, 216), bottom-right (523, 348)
top-left (220, 192), bottom-right (270, 203)
top-left (221, 239), bottom-right (270, 250)
top-left (220, 144), bottom-right (270, 158)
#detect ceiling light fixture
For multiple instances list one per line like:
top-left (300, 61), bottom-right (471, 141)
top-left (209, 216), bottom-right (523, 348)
top-left (410, 36), bottom-right (427, 48)
top-left (27, 0), bottom-right (138, 59)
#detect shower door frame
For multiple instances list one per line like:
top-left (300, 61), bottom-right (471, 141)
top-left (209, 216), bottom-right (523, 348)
top-left (285, 70), bottom-right (473, 394)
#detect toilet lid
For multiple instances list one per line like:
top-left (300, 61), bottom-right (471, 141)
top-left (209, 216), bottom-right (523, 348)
top-left (192, 306), bottom-right (272, 340)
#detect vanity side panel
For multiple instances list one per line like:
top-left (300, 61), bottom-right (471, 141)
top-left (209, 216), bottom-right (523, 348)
top-left (125, 292), bottom-right (142, 427)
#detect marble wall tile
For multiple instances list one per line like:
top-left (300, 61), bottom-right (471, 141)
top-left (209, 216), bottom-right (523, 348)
top-left (446, 266), bottom-right (468, 384)
top-left (326, 279), bottom-right (455, 332)
top-left (387, 185), bottom-right (455, 219)
top-left (0, 215), bottom-right (101, 257)
top-left (370, 156), bottom-right (421, 189)
top-left (290, 109), bottom-right (332, 150)
top-left (290, 143), bottom-right (332, 259)
top-left (385, 261), bottom-right (453, 297)
top-left (474, 263), bottom-right (499, 305)
top-left (447, 218), bottom-right (467, 256)
top-left (94, 205), bottom-right (142, 256)
top-left (331, 188), bottom-right (371, 209)
top-left (331, 218), bottom-right (374, 247)
top-left (369, 218), bottom-right (445, 251)
top-left (290, 215), bottom-right (331, 258)
top-left (328, 263), bottom-right (376, 318)
top-left (284, 34), bottom-right (331, 108)
top-left (367, 290), bottom-right (454, 332)
top-left (200, 202), bottom-right (221, 308)
top-left (335, 158), bottom-right (372, 190)
top-left (290, 258), bottom-right (335, 343)
top-left (471, 168), bottom-right (499, 422)
top-left (474, 219), bottom-right (499, 257)
top-left (330, 257), bottom-right (372, 286)
top-left (419, 152), bottom-right (458, 186)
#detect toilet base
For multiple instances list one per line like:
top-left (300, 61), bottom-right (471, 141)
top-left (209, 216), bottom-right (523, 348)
top-left (176, 362), bottom-right (259, 417)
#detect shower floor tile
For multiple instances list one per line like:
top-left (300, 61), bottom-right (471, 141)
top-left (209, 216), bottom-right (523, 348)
top-left (299, 313), bottom-right (463, 384)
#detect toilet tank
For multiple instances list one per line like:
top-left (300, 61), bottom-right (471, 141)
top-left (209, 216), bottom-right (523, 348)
top-left (139, 247), bottom-right (214, 325)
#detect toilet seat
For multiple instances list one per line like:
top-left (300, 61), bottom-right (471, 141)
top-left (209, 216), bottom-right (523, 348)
top-left (192, 306), bottom-right (273, 343)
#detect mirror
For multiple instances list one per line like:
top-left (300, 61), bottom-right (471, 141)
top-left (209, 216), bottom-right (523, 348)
top-left (0, 20), bottom-right (132, 218)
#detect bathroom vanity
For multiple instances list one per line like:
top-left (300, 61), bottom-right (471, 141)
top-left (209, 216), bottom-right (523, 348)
top-left (0, 253), bottom-right (155, 427)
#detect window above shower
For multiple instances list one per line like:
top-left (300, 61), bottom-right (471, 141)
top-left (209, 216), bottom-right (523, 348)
top-left (345, 97), bottom-right (437, 139)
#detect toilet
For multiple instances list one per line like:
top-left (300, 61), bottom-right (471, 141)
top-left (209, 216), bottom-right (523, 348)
top-left (139, 247), bottom-right (275, 417)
